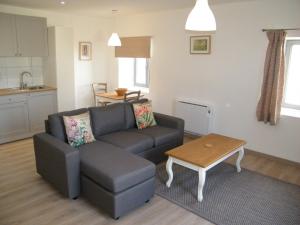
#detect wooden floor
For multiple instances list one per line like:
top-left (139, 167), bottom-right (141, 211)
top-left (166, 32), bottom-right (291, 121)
top-left (0, 138), bottom-right (299, 225)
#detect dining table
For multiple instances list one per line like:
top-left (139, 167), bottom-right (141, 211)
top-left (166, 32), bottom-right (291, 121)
top-left (95, 91), bottom-right (144, 103)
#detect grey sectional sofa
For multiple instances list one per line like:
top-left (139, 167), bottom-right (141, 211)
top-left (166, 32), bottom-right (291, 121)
top-left (33, 102), bottom-right (184, 219)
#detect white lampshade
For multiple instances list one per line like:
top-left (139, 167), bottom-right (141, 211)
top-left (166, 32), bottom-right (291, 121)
top-left (107, 32), bottom-right (121, 46)
top-left (185, 0), bottom-right (216, 31)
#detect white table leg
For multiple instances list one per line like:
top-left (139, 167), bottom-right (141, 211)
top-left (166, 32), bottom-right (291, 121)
top-left (236, 147), bottom-right (244, 173)
top-left (198, 168), bottom-right (206, 202)
top-left (166, 157), bottom-right (174, 188)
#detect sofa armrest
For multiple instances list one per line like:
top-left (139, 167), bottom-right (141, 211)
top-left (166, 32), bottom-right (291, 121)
top-left (33, 133), bottom-right (80, 199)
top-left (154, 112), bottom-right (184, 130)
top-left (154, 112), bottom-right (184, 145)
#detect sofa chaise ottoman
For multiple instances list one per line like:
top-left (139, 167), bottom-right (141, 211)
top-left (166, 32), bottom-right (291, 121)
top-left (33, 102), bottom-right (184, 219)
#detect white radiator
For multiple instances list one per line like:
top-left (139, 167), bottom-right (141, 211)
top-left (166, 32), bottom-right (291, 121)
top-left (175, 98), bottom-right (214, 135)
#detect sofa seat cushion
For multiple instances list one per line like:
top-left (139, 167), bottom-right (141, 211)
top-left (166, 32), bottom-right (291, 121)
top-left (129, 126), bottom-right (180, 146)
top-left (97, 131), bottom-right (154, 154)
top-left (79, 141), bottom-right (155, 193)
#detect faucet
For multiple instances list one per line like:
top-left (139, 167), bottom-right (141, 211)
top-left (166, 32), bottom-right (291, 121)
top-left (20, 71), bottom-right (33, 89)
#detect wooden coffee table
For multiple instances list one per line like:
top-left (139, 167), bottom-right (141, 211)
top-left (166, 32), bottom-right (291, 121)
top-left (165, 133), bottom-right (246, 202)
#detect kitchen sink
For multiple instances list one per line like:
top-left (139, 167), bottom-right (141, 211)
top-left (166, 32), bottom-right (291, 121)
top-left (27, 85), bottom-right (46, 90)
top-left (9, 87), bottom-right (27, 91)
top-left (9, 86), bottom-right (46, 91)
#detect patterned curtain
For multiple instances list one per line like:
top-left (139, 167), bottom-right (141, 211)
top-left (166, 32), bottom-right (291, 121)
top-left (256, 30), bottom-right (286, 125)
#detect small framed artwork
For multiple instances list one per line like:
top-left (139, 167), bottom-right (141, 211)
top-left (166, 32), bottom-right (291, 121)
top-left (190, 36), bottom-right (211, 54)
top-left (79, 42), bottom-right (92, 60)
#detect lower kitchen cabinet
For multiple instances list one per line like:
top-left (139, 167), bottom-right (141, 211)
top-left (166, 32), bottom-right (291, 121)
top-left (0, 90), bottom-right (57, 144)
top-left (0, 101), bottom-right (30, 141)
top-left (28, 91), bottom-right (57, 133)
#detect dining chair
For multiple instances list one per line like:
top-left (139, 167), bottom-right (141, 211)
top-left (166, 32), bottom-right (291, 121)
top-left (124, 91), bottom-right (141, 102)
top-left (92, 83), bottom-right (111, 106)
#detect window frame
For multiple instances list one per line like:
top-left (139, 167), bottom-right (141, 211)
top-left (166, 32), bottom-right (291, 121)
top-left (133, 58), bottom-right (150, 88)
top-left (282, 39), bottom-right (300, 110)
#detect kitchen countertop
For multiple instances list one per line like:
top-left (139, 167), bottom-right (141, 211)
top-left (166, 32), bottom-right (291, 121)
top-left (0, 86), bottom-right (57, 96)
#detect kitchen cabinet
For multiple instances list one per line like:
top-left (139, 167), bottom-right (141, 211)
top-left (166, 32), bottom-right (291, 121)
top-left (0, 12), bottom-right (48, 57)
top-left (0, 90), bottom-right (57, 144)
top-left (15, 15), bottom-right (48, 57)
top-left (28, 91), bottom-right (57, 132)
top-left (0, 94), bottom-right (30, 142)
top-left (0, 13), bottom-right (18, 57)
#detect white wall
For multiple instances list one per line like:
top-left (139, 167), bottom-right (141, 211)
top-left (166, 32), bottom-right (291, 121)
top-left (108, 0), bottom-right (300, 162)
top-left (0, 4), bottom-right (112, 108)
top-left (47, 26), bottom-right (75, 111)
top-left (72, 17), bottom-right (112, 108)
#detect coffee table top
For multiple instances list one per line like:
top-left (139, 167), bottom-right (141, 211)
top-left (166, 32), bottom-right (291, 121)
top-left (166, 133), bottom-right (246, 168)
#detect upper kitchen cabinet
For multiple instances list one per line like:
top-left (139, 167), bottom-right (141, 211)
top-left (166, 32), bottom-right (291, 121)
top-left (0, 12), bottom-right (48, 57)
top-left (15, 15), bottom-right (48, 57)
top-left (0, 13), bottom-right (18, 57)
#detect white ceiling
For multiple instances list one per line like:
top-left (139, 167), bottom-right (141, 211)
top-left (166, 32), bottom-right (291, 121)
top-left (0, 0), bottom-right (255, 17)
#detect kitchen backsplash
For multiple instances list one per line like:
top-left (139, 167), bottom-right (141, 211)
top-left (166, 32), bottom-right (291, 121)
top-left (0, 57), bottom-right (44, 89)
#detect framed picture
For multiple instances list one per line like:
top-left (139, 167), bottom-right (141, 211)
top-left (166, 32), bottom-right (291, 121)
top-left (190, 36), bottom-right (211, 54)
top-left (79, 42), bottom-right (92, 60)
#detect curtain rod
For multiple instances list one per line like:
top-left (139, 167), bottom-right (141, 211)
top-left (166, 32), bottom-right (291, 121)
top-left (262, 28), bottom-right (300, 32)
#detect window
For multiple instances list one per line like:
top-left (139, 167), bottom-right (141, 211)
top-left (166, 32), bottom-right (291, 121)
top-left (282, 39), bottom-right (300, 117)
top-left (118, 58), bottom-right (149, 91)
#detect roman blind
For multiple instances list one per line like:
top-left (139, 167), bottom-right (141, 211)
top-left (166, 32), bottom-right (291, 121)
top-left (115, 36), bottom-right (151, 58)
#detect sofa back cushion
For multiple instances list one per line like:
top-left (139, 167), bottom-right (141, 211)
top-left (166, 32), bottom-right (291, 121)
top-left (124, 103), bottom-right (136, 129)
top-left (48, 108), bottom-right (88, 142)
top-left (89, 103), bottom-right (126, 137)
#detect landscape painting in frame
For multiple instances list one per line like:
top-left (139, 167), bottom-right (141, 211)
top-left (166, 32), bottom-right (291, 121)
top-left (190, 36), bottom-right (211, 54)
top-left (79, 42), bottom-right (92, 60)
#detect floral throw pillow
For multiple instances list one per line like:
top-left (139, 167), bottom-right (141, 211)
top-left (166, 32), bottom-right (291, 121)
top-left (63, 112), bottom-right (95, 148)
top-left (133, 101), bottom-right (157, 129)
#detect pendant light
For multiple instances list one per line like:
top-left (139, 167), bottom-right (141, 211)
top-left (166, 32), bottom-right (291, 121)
top-left (108, 33), bottom-right (121, 46)
top-left (185, 0), bottom-right (216, 31)
top-left (108, 10), bottom-right (121, 47)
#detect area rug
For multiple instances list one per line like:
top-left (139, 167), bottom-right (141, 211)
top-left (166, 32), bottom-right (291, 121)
top-left (155, 163), bottom-right (300, 225)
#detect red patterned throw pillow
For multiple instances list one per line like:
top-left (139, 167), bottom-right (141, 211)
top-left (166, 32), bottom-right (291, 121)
top-left (132, 101), bottom-right (157, 129)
